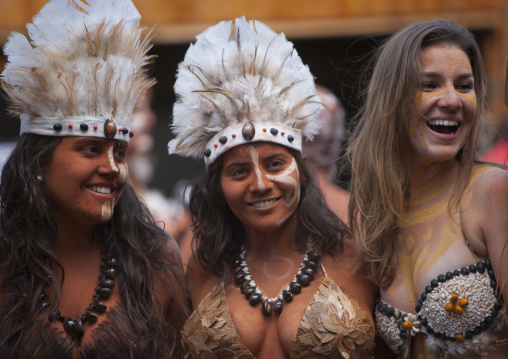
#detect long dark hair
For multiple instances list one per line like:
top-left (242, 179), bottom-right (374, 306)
top-left (0, 134), bottom-right (184, 357)
top-left (188, 147), bottom-right (349, 282)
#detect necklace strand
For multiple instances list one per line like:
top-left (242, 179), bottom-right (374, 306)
top-left (232, 244), bottom-right (321, 316)
top-left (40, 252), bottom-right (118, 339)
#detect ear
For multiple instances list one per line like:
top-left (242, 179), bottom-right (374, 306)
top-left (302, 154), bottom-right (308, 161)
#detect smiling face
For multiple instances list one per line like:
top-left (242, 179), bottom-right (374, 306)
top-left (220, 142), bottom-right (301, 233)
top-left (44, 137), bottom-right (129, 227)
top-left (406, 43), bottom-right (477, 166)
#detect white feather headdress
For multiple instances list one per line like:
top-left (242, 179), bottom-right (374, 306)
top-left (1, 0), bottom-right (156, 141)
top-left (168, 17), bottom-right (321, 166)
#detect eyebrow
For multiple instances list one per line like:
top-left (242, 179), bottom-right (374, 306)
top-left (422, 71), bottom-right (474, 80)
top-left (74, 138), bottom-right (104, 146)
top-left (224, 161), bottom-right (250, 171)
top-left (263, 153), bottom-right (288, 161)
top-left (74, 138), bottom-right (128, 149)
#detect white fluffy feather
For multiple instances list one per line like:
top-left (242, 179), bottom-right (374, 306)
top-left (1, 0), bottom-right (154, 122)
top-left (169, 17), bottom-right (321, 158)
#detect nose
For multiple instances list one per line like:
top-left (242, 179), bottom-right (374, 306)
top-left (437, 84), bottom-right (461, 110)
top-left (249, 168), bottom-right (272, 193)
top-left (97, 147), bottom-right (120, 177)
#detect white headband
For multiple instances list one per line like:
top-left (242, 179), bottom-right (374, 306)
top-left (20, 114), bottom-right (133, 141)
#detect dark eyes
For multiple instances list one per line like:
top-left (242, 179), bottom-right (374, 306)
top-left (422, 81), bottom-right (474, 92)
top-left (456, 82), bottom-right (474, 91)
top-left (114, 148), bottom-right (126, 160)
top-left (81, 146), bottom-right (99, 154)
top-left (229, 159), bottom-right (285, 179)
top-left (232, 168), bottom-right (248, 177)
top-left (268, 160), bottom-right (284, 169)
top-left (79, 144), bottom-right (126, 161)
top-left (422, 81), bottom-right (438, 90)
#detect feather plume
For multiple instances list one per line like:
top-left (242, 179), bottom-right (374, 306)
top-left (169, 17), bottom-right (321, 159)
top-left (1, 0), bottom-right (155, 124)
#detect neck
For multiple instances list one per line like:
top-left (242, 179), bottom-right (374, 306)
top-left (243, 216), bottom-right (304, 256)
top-left (52, 219), bottom-right (100, 258)
top-left (408, 158), bottom-right (459, 193)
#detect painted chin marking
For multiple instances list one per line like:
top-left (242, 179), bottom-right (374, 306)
top-left (275, 209), bottom-right (296, 227)
top-left (248, 146), bottom-right (265, 190)
top-left (101, 200), bottom-right (112, 221)
top-left (118, 163), bottom-right (128, 184)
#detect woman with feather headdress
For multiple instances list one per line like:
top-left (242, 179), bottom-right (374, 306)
top-left (0, 0), bottom-right (187, 357)
top-left (169, 17), bottom-right (376, 358)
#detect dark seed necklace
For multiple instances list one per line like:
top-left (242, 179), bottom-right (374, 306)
top-left (39, 253), bottom-right (118, 340)
top-left (232, 244), bottom-right (321, 316)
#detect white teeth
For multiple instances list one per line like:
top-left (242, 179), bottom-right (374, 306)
top-left (89, 186), bottom-right (112, 194)
top-left (251, 199), bottom-right (277, 207)
top-left (427, 119), bottom-right (459, 126)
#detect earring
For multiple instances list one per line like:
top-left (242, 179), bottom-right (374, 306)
top-left (37, 175), bottom-right (43, 182)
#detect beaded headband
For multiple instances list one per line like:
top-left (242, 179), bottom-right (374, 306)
top-left (168, 17), bottom-right (321, 167)
top-left (1, 0), bottom-right (156, 142)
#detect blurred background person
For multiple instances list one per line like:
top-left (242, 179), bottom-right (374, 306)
top-left (480, 116), bottom-right (508, 165)
top-left (128, 93), bottom-right (192, 247)
top-left (302, 85), bottom-right (350, 223)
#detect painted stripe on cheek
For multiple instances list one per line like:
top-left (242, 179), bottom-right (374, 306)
top-left (266, 158), bottom-right (300, 208)
top-left (118, 163), bottom-right (128, 184)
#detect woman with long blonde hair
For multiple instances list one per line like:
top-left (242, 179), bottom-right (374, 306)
top-left (349, 20), bottom-right (508, 358)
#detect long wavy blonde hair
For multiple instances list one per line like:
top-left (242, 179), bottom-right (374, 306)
top-left (347, 20), bottom-right (487, 288)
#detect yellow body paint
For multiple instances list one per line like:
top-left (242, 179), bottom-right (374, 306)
top-left (397, 165), bottom-right (496, 307)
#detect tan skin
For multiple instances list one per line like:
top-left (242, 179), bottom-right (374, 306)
top-left (382, 44), bottom-right (508, 358)
top-left (42, 136), bottom-right (187, 356)
top-left (187, 142), bottom-right (376, 358)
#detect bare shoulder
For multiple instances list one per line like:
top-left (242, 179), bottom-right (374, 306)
top-left (160, 234), bottom-right (184, 265)
top-left (465, 165), bottom-right (508, 234)
top-left (325, 239), bottom-right (377, 307)
top-left (465, 164), bottom-right (508, 300)
top-left (468, 164), bottom-right (508, 202)
top-left (186, 251), bottom-right (220, 309)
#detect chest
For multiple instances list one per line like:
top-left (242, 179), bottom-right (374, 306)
top-left (225, 277), bottom-right (322, 357)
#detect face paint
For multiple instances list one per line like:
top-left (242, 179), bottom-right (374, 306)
top-left (261, 252), bottom-right (295, 280)
top-left (266, 157), bottom-right (300, 227)
top-left (107, 145), bottom-right (119, 173)
top-left (101, 200), bottom-right (112, 221)
top-left (266, 158), bottom-right (300, 208)
top-left (220, 143), bottom-right (301, 232)
top-left (406, 44), bottom-right (476, 166)
top-left (248, 146), bottom-right (265, 190)
top-left (118, 163), bottom-right (128, 185)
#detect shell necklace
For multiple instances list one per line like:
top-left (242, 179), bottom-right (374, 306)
top-left (232, 244), bottom-right (321, 315)
top-left (39, 252), bottom-right (118, 340)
